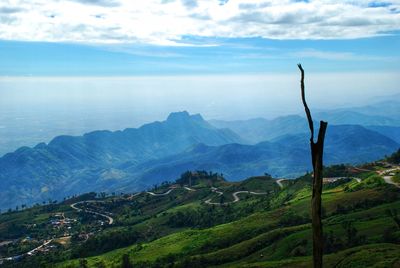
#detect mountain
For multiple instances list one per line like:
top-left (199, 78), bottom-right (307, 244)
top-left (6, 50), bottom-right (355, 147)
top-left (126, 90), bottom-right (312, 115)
top-left (314, 110), bottom-right (400, 126)
top-left (1, 111), bottom-right (399, 210)
top-left (273, 124), bottom-right (399, 164)
top-left (312, 98), bottom-right (400, 126)
top-left (351, 99), bottom-right (400, 120)
top-left (365, 125), bottom-right (400, 144)
top-left (120, 141), bottom-right (305, 185)
top-left (209, 115), bottom-right (308, 144)
top-left (117, 125), bottom-right (399, 188)
top-left (209, 111), bottom-right (400, 145)
top-left (0, 111), bottom-right (243, 210)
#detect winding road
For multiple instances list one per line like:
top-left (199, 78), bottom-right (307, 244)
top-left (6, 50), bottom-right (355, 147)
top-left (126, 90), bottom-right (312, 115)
top-left (127, 192), bottom-right (142, 200)
top-left (146, 189), bottom-right (174, 196)
top-left (322, 165), bottom-right (400, 188)
top-left (140, 185), bottom-right (268, 206)
top-left (146, 186), bottom-right (196, 196)
top-left (184, 186), bottom-right (196, 192)
top-left (0, 238), bottom-right (55, 263)
top-left (70, 201), bottom-right (114, 225)
top-left (324, 177), bottom-right (362, 183)
top-left (205, 188), bottom-right (268, 205)
top-left (376, 166), bottom-right (400, 188)
top-left (27, 239), bottom-right (52, 256)
top-left (71, 186), bottom-right (197, 223)
top-left (276, 179), bottom-right (286, 189)
top-left (383, 176), bottom-right (399, 187)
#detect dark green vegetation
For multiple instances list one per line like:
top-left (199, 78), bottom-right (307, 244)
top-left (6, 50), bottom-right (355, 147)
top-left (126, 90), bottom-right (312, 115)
top-left (387, 149), bottom-right (400, 164)
top-left (1, 156), bottom-right (399, 267)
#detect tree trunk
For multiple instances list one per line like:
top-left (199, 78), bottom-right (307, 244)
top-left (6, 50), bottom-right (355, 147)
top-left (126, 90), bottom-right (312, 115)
top-left (298, 64), bottom-right (328, 268)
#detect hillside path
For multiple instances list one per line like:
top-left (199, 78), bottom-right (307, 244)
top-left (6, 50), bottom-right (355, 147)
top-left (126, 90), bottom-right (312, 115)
top-left (276, 179), bottom-right (286, 189)
top-left (323, 177), bottom-right (361, 183)
top-left (205, 188), bottom-right (268, 205)
top-left (70, 201), bottom-right (114, 225)
top-left (383, 176), bottom-right (399, 188)
top-left (27, 239), bottom-right (53, 255)
top-left (377, 166), bottom-right (400, 188)
top-left (146, 189), bottom-right (173, 196)
top-left (146, 185), bottom-right (196, 196)
top-left (0, 238), bottom-right (54, 263)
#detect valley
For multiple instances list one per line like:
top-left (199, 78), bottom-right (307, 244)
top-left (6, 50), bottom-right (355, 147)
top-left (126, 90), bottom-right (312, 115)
top-left (1, 153), bottom-right (399, 267)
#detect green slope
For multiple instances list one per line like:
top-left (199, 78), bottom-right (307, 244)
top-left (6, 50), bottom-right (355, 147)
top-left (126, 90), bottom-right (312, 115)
top-left (55, 171), bottom-right (400, 268)
top-left (2, 163), bottom-right (399, 268)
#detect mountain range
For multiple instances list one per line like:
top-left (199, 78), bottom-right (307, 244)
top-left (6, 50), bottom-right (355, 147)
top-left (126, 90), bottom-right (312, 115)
top-left (0, 112), bottom-right (242, 210)
top-left (209, 102), bottom-right (400, 145)
top-left (0, 108), bottom-right (399, 210)
top-left (116, 125), bottom-right (398, 187)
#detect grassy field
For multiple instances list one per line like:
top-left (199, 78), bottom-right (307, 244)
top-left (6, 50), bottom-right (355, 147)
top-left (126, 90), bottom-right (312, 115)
top-left (228, 244), bottom-right (400, 268)
top-left (56, 172), bottom-right (400, 268)
top-left (2, 165), bottom-right (399, 268)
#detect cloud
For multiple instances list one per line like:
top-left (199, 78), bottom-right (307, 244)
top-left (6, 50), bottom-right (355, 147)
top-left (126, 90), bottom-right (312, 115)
top-left (289, 49), bottom-right (397, 61)
top-left (0, 7), bottom-right (24, 14)
top-left (0, 0), bottom-right (399, 45)
top-left (68, 0), bottom-right (120, 7)
top-left (182, 0), bottom-right (198, 9)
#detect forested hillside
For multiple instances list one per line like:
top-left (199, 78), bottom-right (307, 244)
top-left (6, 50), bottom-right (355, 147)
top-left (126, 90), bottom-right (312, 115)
top-left (1, 154), bottom-right (399, 267)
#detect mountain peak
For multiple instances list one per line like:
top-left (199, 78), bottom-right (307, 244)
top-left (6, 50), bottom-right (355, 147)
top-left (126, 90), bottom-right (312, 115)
top-left (167, 111), bottom-right (191, 121)
top-left (166, 111), bottom-right (204, 123)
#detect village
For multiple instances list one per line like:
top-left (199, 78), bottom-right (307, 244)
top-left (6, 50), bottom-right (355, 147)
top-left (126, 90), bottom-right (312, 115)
top-left (0, 202), bottom-right (111, 265)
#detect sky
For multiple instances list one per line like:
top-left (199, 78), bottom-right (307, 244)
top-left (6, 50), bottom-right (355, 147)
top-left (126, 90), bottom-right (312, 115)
top-left (0, 0), bottom-right (400, 153)
top-left (0, 0), bottom-right (399, 76)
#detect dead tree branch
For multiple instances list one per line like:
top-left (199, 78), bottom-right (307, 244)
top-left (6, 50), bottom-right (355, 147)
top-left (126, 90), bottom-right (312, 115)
top-left (298, 64), bottom-right (328, 268)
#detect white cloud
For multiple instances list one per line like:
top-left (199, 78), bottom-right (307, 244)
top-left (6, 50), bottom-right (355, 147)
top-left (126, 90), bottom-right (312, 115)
top-left (289, 49), bottom-right (397, 61)
top-left (0, 0), bottom-right (399, 45)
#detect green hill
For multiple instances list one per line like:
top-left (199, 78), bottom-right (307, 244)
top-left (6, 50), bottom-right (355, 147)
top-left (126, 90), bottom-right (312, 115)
top-left (1, 160), bottom-right (399, 268)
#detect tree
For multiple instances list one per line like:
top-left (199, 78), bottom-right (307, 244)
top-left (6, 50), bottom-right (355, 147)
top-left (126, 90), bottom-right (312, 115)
top-left (79, 259), bottom-right (88, 268)
top-left (342, 221), bottom-right (365, 247)
top-left (219, 195), bottom-right (225, 205)
top-left (121, 253), bottom-right (133, 268)
top-left (298, 64), bottom-right (328, 268)
top-left (386, 148), bottom-right (400, 164)
top-left (342, 221), bottom-right (358, 246)
top-left (386, 209), bottom-right (400, 229)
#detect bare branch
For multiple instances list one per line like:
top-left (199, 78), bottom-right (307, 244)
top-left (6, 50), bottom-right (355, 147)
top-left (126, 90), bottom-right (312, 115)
top-left (298, 63), bottom-right (314, 143)
top-left (298, 64), bottom-right (328, 268)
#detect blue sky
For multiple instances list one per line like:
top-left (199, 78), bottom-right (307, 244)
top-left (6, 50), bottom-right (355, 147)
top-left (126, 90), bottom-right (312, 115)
top-left (0, 0), bottom-right (400, 153)
top-left (0, 0), bottom-right (399, 76)
top-left (0, 34), bottom-right (400, 76)
top-left (1, 0), bottom-right (400, 120)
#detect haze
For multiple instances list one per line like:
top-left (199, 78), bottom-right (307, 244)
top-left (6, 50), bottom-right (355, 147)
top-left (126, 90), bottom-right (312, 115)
top-left (0, 72), bottom-right (399, 156)
top-left (1, 0), bottom-right (400, 155)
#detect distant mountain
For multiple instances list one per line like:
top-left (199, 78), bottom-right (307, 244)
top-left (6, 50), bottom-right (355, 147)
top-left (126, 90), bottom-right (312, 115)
top-left (351, 100), bottom-right (400, 120)
top-left (364, 125), bottom-right (400, 144)
top-left (209, 115), bottom-right (308, 144)
top-left (272, 125), bottom-right (399, 164)
top-left (1, 111), bottom-right (399, 210)
top-left (117, 125), bottom-right (399, 188)
top-left (0, 111), bottom-right (243, 210)
top-left (210, 108), bottom-right (400, 144)
top-left (314, 110), bottom-right (399, 126)
top-left (118, 142), bottom-right (306, 187)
